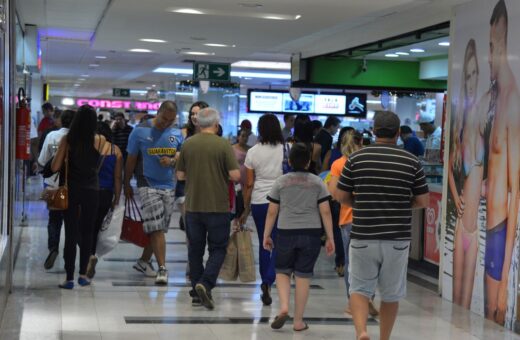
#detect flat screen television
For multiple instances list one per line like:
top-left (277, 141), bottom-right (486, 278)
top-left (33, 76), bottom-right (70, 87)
top-left (249, 91), bottom-right (283, 112)
top-left (281, 93), bottom-right (315, 113)
top-left (345, 93), bottom-right (367, 118)
top-left (314, 94), bottom-right (347, 115)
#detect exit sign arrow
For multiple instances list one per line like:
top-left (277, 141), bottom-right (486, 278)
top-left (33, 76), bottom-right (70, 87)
top-left (213, 67), bottom-right (226, 77)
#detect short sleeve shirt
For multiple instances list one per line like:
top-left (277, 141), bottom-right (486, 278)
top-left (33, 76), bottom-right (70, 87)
top-left (337, 144), bottom-right (428, 240)
top-left (330, 156), bottom-right (353, 225)
top-left (176, 133), bottom-right (239, 213)
top-left (126, 119), bottom-right (183, 189)
top-left (244, 144), bottom-right (283, 204)
top-left (267, 172), bottom-right (331, 232)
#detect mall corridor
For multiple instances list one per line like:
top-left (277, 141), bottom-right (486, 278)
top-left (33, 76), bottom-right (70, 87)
top-left (0, 179), bottom-right (514, 340)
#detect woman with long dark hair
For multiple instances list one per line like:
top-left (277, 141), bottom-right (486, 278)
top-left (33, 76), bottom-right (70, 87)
top-left (292, 119), bottom-right (322, 174)
top-left (182, 101), bottom-right (209, 139)
top-left (239, 114), bottom-right (284, 306)
top-left (52, 104), bottom-right (107, 289)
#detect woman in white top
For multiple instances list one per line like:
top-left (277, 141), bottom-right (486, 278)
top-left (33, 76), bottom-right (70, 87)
top-left (240, 114), bottom-right (284, 306)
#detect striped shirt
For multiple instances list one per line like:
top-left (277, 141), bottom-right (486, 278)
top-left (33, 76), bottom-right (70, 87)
top-left (337, 144), bottom-right (428, 240)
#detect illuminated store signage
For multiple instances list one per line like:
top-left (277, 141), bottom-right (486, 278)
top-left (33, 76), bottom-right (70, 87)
top-left (76, 98), bottom-right (161, 110)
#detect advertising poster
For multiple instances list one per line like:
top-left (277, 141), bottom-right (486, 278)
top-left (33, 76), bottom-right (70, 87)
top-left (424, 191), bottom-right (442, 265)
top-left (442, 0), bottom-right (520, 329)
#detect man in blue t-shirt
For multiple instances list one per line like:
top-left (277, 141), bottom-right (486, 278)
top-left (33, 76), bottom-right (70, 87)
top-left (400, 125), bottom-right (424, 157)
top-left (124, 101), bottom-right (183, 285)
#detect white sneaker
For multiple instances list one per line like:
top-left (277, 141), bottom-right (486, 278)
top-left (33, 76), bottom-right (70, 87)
top-left (133, 260), bottom-right (156, 277)
top-left (155, 266), bottom-right (168, 285)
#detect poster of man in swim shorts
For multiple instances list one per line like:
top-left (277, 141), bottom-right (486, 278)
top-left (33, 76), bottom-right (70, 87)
top-left (442, 0), bottom-right (520, 330)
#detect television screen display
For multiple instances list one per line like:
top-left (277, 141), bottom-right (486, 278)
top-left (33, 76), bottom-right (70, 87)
top-left (281, 93), bottom-right (315, 113)
top-left (314, 94), bottom-right (347, 115)
top-left (345, 93), bottom-right (367, 117)
top-left (249, 91), bottom-right (283, 112)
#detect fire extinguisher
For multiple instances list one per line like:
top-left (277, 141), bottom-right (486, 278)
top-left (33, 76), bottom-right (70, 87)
top-left (16, 87), bottom-right (31, 160)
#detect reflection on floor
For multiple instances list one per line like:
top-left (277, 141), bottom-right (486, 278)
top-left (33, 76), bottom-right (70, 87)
top-left (0, 180), bottom-right (519, 339)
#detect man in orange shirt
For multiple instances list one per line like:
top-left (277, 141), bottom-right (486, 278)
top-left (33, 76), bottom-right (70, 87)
top-left (327, 130), bottom-right (378, 316)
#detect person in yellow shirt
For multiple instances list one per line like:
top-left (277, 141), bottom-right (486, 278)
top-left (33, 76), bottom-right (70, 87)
top-left (328, 130), bottom-right (378, 317)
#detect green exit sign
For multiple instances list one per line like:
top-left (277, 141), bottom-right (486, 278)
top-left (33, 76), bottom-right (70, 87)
top-left (113, 88), bottom-right (131, 97)
top-left (193, 62), bottom-right (231, 82)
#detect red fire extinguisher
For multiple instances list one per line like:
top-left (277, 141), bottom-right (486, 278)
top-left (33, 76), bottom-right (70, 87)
top-left (16, 87), bottom-right (31, 160)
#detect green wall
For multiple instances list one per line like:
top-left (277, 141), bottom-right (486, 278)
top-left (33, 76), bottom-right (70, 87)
top-left (309, 57), bottom-right (447, 90)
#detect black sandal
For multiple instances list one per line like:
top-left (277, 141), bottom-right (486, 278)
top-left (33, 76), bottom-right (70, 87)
top-left (293, 323), bottom-right (309, 332)
top-left (270, 314), bottom-right (290, 329)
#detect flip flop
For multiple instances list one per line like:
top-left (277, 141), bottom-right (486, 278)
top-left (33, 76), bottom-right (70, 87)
top-left (293, 322), bottom-right (309, 332)
top-left (270, 314), bottom-right (290, 330)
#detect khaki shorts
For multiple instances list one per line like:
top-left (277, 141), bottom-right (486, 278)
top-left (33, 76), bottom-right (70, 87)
top-left (349, 239), bottom-right (410, 302)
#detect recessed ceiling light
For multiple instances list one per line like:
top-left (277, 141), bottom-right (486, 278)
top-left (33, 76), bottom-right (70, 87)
top-left (263, 16), bottom-right (284, 20)
top-left (172, 8), bottom-right (204, 15)
top-left (140, 38), bottom-right (167, 43)
top-left (129, 48), bottom-right (152, 53)
top-left (81, 74), bottom-right (90, 77)
top-left (395, 52), bottom-right (409, 56)
top-left (410, 48), bottom-right (425, 53)
top-left (183, 51), bottom-right (215, 56)
top-left (295, 15), bottom-right (301, 20)
top-left (95, 56), bottom-right (107, 59)
top-left (231, 61), bottom-right (291, 70)
top-left (73, 84), bottom-right (80, 87)
top-left (204, 43), bottom-right (235, 47)
top-left (438, 42), bottom-right (450, 47)
top-left (385, 54), bottom-right (399, 58)
top-left (89, 64), bottom-right (100, 67)
top-left (78, 78), bottom-right (86, 81)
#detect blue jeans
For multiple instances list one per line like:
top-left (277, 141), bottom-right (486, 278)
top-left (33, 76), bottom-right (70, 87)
top-left (340, 224), bottom-right (352, 297)
top-left (185, 212), bottom-right (231, 290)
top-left (44, 184), bottom-right (63, 251)
top-left (251, 204), bottom-right (277, 286)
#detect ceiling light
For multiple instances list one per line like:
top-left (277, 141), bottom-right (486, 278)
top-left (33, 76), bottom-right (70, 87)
top-left (385, 54), bottom-right (399, 58)
top-left (78, 78), bottom-right (86, 81)
top-left (153, 68), bottom-right (193, 74)
top-left (410, 48), bottom-right (425, 53)
top-left (81, 74), bottom-right (90, 77)
top-left (263, 16), bottom-right (284, 20)
top-left (89, 64), bottom-right (99, 67)
top-left (73, 84), bottom-right (80, 87)
top-left (182, 51), bottom-right (215, 56)
top-left (231, 71), bottom-right (290, 79)
top-left (295, 15), bottom-right (301, 20)
top-left (395, 52), bottom-right (409, 56)
top-left (61, 98), bottom-right (74, 106)
top-left (129, 48), bottom-right (152, 53)
top-left (140, 38), bottom-right (167, 43)
top-left (204, 43), bottom-right (235, 47)
top-left (232, 61), bottom-right (291, 70)
top-left (172, 8), bottom-right (204, 15)
top-left (438, 42), bottom-right (450, 47)
top-left (95, 56), bottom-right (107, 59)
top-left (175, 92), bottom-right (193, 97)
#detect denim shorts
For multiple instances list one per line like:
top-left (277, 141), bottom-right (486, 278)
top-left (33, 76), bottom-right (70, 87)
top-left (349, 239), bottom-right (410, 302)
top-left (275, 232), bottom-right (321, 278)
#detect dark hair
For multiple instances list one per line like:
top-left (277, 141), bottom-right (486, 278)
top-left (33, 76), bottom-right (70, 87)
top-left (324, 116), bottom-right (341, 129)
top-left (61, 110), bottom-right (75, 128)
top-left (217, 124), bottom-right (223, 137)
top-left (158, 100), bottom-right (178, 113)
top-left (97, 121), bottom-right (113, 142)
top-left (53, 109), bottom-right (62, 120)
top-left (294, 114), bottom-right (310, 126)
top-left (283, 114), bottom-right (295, 122)
top-left (400, 125), bottom-right (412, 134)
top-left (293, 120), bottom-right (314, 143)
top-left (258, 114), bottom-right (284, 145)
top-left (490, 0), bottom-right (508, 39)
top-left (311, 120), bottom-right (322, 131)
top-left (42, 102), bottom-right (53, 112)
top-left (289, 143), bottom-right (311, 171)
top-left (375, 128), bottom-right (398, 139)
top-left (336, 126), bottom-right (354, 149)
top-left (97, 114), bottom-right (104, 122)
top-left (114, 112), bottom-right (125, 119)
top-left (67, 105), bottom-right (97, 155)
top-left (186, 101), bottom-right (209, 137)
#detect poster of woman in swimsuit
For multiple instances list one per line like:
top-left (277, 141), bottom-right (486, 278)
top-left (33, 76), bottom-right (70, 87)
top-left (442, 0), bottom-right (520, 330)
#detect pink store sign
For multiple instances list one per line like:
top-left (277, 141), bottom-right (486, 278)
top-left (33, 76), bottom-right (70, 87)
top-left (76, 98), bottom-right (161, 110)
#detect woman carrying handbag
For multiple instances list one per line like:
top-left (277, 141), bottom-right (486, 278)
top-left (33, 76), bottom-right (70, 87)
top-left (51, 104), bottom-right (107, 289)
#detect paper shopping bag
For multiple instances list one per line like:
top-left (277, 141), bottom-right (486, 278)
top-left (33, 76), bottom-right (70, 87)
top-left (236, 229), bottom-right (256, 283)
top-left (219, 232), bottom-right (239, 281)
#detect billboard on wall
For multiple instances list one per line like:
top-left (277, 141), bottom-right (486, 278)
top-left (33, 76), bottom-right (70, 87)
top-left (442, 0), bottom-right (520, 329)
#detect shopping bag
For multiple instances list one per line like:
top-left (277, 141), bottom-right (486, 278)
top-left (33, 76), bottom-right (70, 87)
top-left (219, 232), bottom-right (239, 281)
top-left (120, 198), bottom-right (150, 248)
top-left (96, 200), bottom-right (125, 257)
top-left (236, 228), bottom-right (256, 282)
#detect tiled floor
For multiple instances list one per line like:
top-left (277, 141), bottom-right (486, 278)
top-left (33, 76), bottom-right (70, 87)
top-left (0, 179), bottom-right (519, 339)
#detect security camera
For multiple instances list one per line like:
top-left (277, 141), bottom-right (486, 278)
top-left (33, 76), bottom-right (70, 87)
top-left (362, 58), bottom-right (368, 72)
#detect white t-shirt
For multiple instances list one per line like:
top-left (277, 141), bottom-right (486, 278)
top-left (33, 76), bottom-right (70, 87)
top-left (244, 143), bottom-right (283, 204)
top-left (425, 126), bottom-right (442, 150)
top-left (38, 128), bottom-right (69, 187)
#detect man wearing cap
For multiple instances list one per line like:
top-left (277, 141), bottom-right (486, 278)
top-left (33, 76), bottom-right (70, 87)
top-left (335, 111), bottom-right (429, 340)
top-left (418, 109), bottom-right (442, 153)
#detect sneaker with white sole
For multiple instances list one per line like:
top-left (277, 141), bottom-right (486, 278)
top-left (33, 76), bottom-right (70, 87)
top-left (133, 260), bottom-right (156, 277)
top-left (155, 266), bottom-right (168, 285)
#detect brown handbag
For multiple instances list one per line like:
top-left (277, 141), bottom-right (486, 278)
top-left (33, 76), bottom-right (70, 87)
top-left (42, 155), bottom-right (68, 211)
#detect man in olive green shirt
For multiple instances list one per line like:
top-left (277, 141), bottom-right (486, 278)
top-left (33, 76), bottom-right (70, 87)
top-left (177, 108), bottom-right (240, 310)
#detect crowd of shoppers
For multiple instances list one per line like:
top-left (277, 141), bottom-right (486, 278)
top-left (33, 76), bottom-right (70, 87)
top-left (36, 101), bottom-right (429, 339)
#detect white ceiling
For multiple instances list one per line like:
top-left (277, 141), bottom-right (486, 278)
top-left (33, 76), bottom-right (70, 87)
top-left (16, 0), bottom-right (469, 98)
top-left (364, 37), bottom-right (451, 61)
